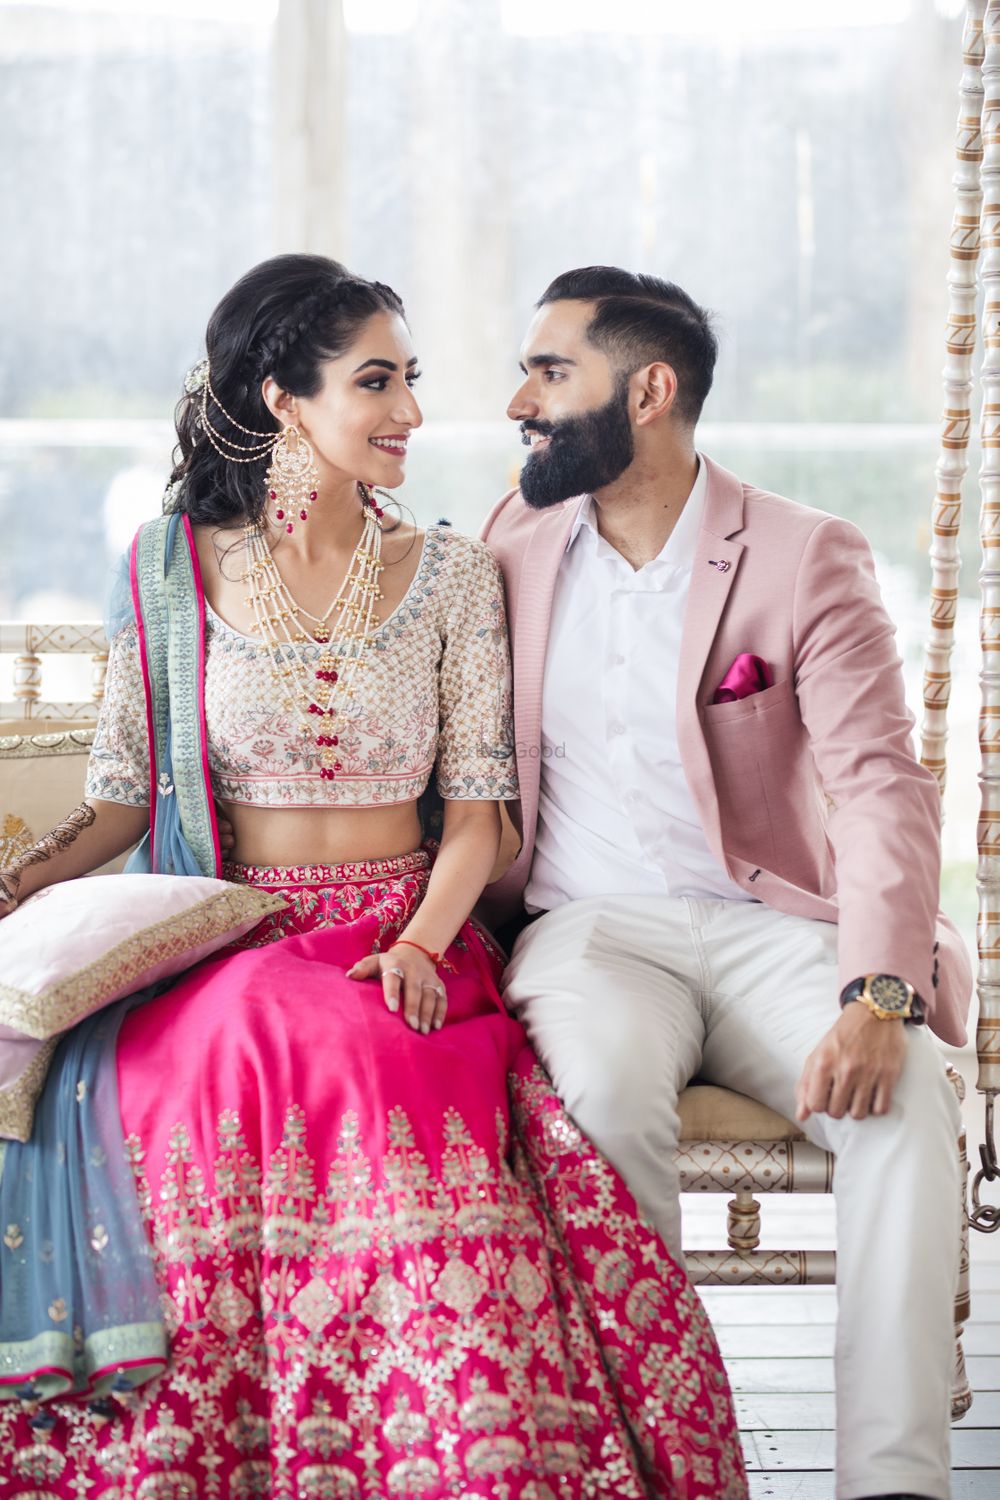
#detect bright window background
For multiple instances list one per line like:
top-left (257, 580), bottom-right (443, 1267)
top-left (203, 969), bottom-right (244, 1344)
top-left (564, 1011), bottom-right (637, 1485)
top-left (0, 0), bottom-right (980, 927)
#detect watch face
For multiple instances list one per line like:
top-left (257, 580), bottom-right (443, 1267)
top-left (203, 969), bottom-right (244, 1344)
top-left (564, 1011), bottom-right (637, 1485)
top-left (869, 975), bottom-right (910, 1014)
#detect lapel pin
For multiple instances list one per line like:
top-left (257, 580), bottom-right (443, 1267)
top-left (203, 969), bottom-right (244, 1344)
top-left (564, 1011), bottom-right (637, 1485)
top-left (707, 559), bottom-right (731, 573)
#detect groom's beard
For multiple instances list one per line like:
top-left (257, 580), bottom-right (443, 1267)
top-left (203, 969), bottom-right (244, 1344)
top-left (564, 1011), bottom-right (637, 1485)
top-left (518, 380), bottom-right (635, 510)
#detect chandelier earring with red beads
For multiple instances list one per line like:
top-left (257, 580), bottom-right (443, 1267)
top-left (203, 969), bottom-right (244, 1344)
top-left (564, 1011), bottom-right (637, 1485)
top-left (265, 424), bottom-right (319, 534)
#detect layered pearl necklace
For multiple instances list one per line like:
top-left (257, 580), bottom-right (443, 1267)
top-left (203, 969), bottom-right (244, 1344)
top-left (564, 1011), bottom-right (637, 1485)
top-left (241, 484), bottom-right (386, 781)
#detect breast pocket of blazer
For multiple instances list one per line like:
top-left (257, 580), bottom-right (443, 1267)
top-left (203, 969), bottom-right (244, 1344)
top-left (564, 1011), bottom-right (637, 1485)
top-left (699, 679), bottom-right (800, 845)
top-left (700, 676), bottom-right (795, 726)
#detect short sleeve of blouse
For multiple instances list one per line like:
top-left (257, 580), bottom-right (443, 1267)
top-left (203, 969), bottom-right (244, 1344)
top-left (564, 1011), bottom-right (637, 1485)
top-left (84, 622), bottom-right (151, 808)
top-left (435, 535), bottom-right (519, 801)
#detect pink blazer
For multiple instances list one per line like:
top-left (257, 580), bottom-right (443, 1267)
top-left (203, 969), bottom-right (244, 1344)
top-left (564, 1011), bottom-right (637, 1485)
top-left (480, 454), bottom-right (972, 1046)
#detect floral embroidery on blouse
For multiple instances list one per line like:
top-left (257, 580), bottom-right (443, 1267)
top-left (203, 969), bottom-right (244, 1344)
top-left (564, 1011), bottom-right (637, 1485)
top-left (85, 528), bottom-right (518, 810)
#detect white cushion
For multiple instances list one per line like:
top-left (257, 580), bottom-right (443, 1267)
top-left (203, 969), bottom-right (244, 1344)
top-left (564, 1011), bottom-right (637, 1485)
top-left (0, 874), bottom-right (286, 1141)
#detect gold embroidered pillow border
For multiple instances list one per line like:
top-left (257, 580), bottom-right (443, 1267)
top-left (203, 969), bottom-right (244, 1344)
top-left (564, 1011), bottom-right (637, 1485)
top-left (0, 885), bottom-right (285, 1038)
top-left (0, 1039), bottom-right (59, 1142)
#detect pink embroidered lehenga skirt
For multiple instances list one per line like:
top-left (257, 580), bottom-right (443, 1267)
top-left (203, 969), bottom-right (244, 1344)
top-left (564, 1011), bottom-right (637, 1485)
top-left (0, 851), bottom-right (745, 1499)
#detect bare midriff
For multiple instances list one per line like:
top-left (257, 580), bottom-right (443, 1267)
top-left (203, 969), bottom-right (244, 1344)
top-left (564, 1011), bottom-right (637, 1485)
top-left (221, 800), bottom-right (424, 868)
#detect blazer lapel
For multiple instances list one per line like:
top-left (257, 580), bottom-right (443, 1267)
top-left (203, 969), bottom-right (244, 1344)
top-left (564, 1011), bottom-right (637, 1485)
top-left (676, 458), bottom-right (746, 867)
top-left (512, 499), bottom-right (579, 850)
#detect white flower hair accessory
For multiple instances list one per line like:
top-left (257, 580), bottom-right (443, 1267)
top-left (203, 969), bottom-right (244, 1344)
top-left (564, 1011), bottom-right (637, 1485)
top-left (183, 358), bottom-right (209, 395)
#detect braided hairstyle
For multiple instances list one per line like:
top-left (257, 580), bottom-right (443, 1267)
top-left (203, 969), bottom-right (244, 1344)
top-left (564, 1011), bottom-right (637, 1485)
top-left (169, 254), bottom-right (406, 527)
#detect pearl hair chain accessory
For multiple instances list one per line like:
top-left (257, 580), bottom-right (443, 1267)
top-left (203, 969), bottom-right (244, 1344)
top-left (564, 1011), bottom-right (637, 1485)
top-left (240, 484), bottom-right (386, 782)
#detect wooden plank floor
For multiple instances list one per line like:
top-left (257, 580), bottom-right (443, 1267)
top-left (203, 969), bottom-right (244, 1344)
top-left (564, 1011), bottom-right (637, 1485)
top-left (682, 1046), bottom-right (1000, 1497)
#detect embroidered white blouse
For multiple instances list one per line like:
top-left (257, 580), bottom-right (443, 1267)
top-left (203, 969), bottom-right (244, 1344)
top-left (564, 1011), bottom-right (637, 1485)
top-left (86, 527), bottom-right (518, 810)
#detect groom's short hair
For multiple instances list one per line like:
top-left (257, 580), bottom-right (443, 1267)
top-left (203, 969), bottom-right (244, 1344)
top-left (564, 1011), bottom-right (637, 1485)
top-left (537, 266), bottom-right (717, 425)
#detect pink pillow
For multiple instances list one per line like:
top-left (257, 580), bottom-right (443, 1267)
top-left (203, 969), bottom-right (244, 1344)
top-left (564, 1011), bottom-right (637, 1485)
top-left (0, 874), bottom-right (285, 1141)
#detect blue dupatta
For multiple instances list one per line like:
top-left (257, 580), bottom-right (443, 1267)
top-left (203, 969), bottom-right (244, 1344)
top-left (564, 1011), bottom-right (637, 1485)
top-left (126, 511), bottom-right (221, 880)
top-left (0, 512), bottom-right (220, 1403)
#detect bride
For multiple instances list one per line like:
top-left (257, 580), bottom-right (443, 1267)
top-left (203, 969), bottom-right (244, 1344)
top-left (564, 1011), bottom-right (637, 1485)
top-left (0, 253), bottom-right (746, 1499)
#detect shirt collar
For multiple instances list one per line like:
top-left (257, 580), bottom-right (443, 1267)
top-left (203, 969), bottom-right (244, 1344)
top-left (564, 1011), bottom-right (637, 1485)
top-left (566, 453), bottom-right (707, 571)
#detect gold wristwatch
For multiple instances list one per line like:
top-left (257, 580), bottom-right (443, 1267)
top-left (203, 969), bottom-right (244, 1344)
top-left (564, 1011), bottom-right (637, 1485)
top-left (839, 974), bottom-right (925, 1023)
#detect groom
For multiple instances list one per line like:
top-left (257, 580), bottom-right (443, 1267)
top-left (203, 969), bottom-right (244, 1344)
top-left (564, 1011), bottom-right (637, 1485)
top-left (479, 266), bottom-right (972, 1500)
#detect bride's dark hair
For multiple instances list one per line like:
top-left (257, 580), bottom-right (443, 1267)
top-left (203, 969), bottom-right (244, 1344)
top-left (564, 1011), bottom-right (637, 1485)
top-left (168, 254), bottom-right (406, 527)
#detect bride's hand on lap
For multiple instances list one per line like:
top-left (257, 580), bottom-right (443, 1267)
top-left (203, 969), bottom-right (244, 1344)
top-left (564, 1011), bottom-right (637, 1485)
top-left (347, 947), bottom-right (447, 1035)
top-left (346, 803), bottom-right (500, 1035)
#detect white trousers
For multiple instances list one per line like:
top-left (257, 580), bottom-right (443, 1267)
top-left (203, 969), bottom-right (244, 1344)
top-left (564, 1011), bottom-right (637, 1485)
top-left (503, 895), bottom-right (962, 1500)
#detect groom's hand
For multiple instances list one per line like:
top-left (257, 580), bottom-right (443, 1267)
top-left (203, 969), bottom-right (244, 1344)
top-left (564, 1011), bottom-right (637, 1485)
top-left (795, 1004), bottom-right (907, 1123)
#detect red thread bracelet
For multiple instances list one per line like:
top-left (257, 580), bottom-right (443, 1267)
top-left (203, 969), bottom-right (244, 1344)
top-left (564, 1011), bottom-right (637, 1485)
top-left (391, 939), bottom-right (441, 967)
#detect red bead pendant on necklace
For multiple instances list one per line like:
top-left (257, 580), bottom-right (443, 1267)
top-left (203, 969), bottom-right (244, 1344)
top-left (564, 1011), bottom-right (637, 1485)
top-left (309, 491), bottom-right (317, 501)
top-left (269, 491), bottom-right (277, 500)
top-left (275, 508), bottom-right (285, 520)
top-left (286, 523), bottom-right (294, 534)
top-left (299, 509), bottom-right (308, 521)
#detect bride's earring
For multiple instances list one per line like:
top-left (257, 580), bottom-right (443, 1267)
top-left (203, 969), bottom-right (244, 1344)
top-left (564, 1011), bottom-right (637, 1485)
top-left (265, 425), bottom-right (319, 534)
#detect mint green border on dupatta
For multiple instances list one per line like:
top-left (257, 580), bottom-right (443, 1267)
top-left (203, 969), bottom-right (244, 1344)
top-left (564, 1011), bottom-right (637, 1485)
top-left (0, 1324), bottom-right (166, 1403)
top-left (131, 519), bottom-right (170, 811)
top-left (130, 514), bottom-right (221, 879)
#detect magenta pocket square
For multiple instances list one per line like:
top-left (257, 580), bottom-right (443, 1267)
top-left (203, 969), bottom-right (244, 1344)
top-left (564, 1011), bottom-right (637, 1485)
top-left (712, 653), bottom-right (774, 704)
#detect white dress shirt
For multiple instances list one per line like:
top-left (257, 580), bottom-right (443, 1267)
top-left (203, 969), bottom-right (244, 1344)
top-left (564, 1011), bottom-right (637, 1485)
top-left (524, 457), bottom-right (752, 913)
